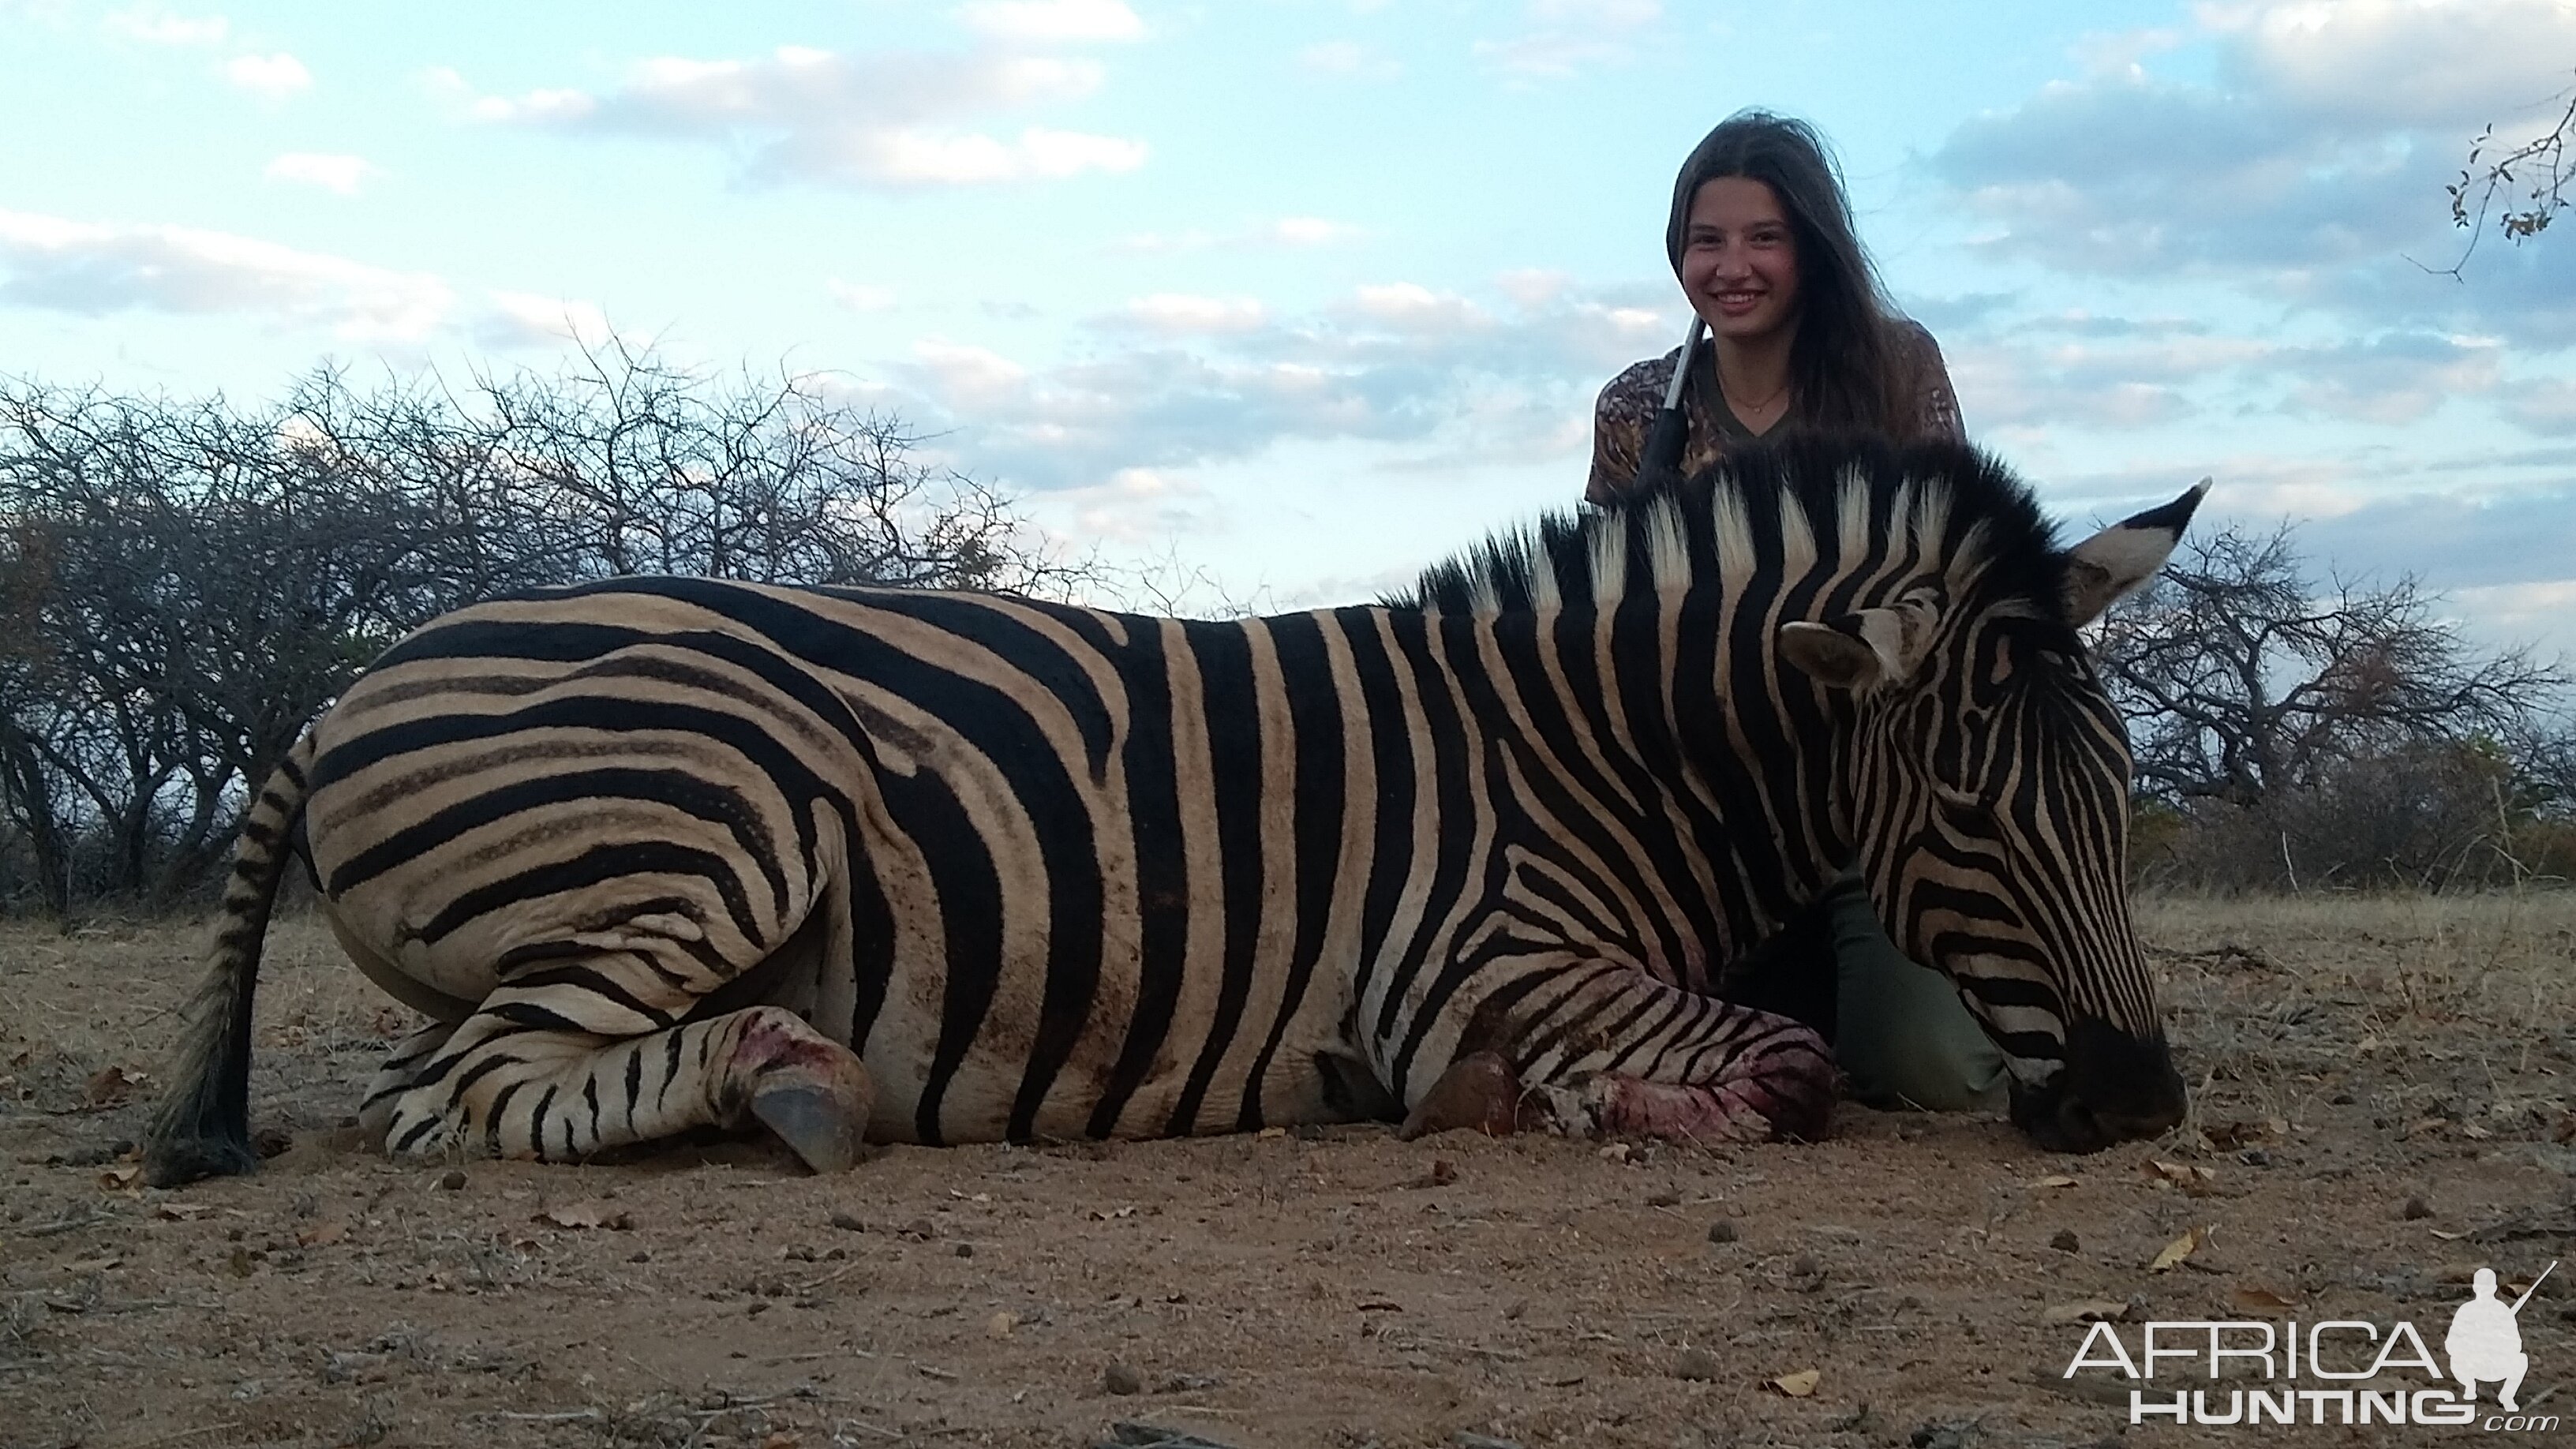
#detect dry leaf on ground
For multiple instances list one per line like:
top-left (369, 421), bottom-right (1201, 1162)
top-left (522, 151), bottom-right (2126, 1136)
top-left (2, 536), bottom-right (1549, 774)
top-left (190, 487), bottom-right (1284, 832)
top-left (2230, 1284), bottom-right (2301, 1314)
top-left (1765, 1368), bottom-right (1821, 1397)
top-left (2149, 1225), bottom-right (2210, 1272)
top-left (2144, 1159), bottom-right (2218, 1196)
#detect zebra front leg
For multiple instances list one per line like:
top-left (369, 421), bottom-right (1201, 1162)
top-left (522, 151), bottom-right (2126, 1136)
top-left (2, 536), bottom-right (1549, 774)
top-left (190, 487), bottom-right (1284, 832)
top-left (1413, 962), bottom-right (1837, 1144)
top-left (377, 994), bottom-right (872, 1172)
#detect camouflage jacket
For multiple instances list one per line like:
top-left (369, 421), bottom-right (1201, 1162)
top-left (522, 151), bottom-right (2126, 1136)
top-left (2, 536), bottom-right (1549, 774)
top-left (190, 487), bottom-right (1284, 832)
top-left (1585, 320), bottom-right (1965, 506)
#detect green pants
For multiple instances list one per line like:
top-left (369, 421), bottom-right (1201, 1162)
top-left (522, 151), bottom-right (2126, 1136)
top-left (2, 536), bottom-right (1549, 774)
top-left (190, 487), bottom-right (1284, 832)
top-left (1818, 874), bottom-right (2009, 1112)
top-left (1718, 872), bottom-right (2009, 1113)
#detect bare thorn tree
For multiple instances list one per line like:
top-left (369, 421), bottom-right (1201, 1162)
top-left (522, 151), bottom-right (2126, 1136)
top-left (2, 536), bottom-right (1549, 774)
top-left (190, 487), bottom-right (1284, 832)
top-left (2094, 522), bottom-right (2565, 807)
top-left (2094, 520), bottom-right (2572, 889)
top-left (0, 345), bottom-right (1091, 912)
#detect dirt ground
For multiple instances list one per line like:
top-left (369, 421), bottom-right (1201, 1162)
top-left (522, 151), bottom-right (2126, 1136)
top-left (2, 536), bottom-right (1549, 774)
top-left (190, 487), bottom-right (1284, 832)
top-left (5, 893), bottom-right (2574, 1449)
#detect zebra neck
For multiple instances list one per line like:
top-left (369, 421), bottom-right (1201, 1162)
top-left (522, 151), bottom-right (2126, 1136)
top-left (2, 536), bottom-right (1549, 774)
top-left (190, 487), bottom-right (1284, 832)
top-left (1388, 600), bottom-right (1859, 952)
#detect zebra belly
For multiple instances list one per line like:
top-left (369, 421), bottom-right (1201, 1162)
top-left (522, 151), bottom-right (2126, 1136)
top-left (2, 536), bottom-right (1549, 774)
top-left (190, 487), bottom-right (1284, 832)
top-left (326, 908), bottom-right (478, 1023)
top-left (843, 946), bottom-right (1374, 1146)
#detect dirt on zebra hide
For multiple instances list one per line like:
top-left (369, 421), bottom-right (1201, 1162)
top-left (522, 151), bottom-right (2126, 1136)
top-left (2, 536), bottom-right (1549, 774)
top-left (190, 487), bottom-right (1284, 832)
top-left (5, 895), bottom-right (2574, 1448)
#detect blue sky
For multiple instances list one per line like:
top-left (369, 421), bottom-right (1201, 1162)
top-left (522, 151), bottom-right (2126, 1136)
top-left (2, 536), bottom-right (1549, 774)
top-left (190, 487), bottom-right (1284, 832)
top-left (2, 0), bottom-right (2572, 653)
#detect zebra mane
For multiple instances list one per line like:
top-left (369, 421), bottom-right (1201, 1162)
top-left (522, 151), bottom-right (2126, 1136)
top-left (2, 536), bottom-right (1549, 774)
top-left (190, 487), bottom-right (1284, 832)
top-left (1398, 432), bottom-right (2070, 620)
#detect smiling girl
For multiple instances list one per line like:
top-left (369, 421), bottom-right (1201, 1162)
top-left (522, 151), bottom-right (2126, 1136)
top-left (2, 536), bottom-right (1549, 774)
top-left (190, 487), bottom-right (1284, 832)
top-left (1586, 110), bottom-right (1964, 504)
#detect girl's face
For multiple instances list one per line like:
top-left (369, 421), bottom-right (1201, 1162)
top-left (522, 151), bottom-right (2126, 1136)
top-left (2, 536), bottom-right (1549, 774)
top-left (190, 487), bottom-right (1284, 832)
top-left (1679, 176), bottom-right (1802, 348)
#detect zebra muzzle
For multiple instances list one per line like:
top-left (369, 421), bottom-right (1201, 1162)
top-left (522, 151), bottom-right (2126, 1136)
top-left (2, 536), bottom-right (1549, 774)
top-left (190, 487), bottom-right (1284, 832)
top-left (2009, 1017), bottom-right (2188, 1153)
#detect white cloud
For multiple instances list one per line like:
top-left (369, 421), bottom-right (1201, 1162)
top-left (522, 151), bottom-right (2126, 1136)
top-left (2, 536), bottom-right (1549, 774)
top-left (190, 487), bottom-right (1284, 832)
top-left (1530, 0), bottom-right (1659, 23)
top-left (0, 208), bottom-right (450, 339)
top-left (225, 51), bottom-right (310, 100)
top-left (2278, 332), bottom-right (2503, 423)
top-left (1297, 39), bottom-right (1400, 80)
top-left (866, 275), bottom-right (1680, 494)
top-left (2069, 24), bottom-right (2186, 78)
top-left (2502, 378), bottom-right (2576, 436)
top-left (2207, 0), bottom-right (2576, 129)
top-left (448, 46), bottom-right (1148, 191)
top-left (2294, 488), bottom-right (2576, 616)
top-left (1269, 216), bottom-right (1359, 246)
top-left (1494, 268), bottom-right (1570, 309)
top-left (2452, 578), bottom-right (2576, 653)
top-left (1009, 126), bottom-right (1148, 177)
top-left (476, 290), bottom-right (615, 350)
top-left (828, 279), bottom-right (897, 312)
top-left (1349, 282), bottom-right (1491, 335)
top-left (1928, 0), bottom-right (2576, 347)
top-left (1051, 466), bottom-right (1212, 546)
top-left (1473, 0), bottom-right (1661, 77)
top-left (1470, 34), bottom-right (1617, 78)
top-left (958, 0), bottom-right (1145, 43)
top-left (262, 152), bottom-right (373, 195)
top-left (1114, 293), bottom-right (1268, 335)
top-left (863, 125), bottom-right (1145, 185)
top-left (913, 337), bottom-right (1032, 410)
top-left (104, 8), bottom-right (226, 44)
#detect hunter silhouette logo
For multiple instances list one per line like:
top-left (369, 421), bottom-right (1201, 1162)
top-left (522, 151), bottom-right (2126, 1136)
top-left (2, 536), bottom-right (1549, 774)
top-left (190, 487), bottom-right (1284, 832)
top-left (2061, 1259), bottom-right (2560, 1430)
top-left (2449, 1263), bottom-right (2552, 1413)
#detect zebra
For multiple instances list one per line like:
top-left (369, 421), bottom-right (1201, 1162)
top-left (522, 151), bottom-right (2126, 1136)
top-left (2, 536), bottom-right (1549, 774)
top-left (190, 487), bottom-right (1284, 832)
top-left (145, 433), bottom-right (2200, 1185)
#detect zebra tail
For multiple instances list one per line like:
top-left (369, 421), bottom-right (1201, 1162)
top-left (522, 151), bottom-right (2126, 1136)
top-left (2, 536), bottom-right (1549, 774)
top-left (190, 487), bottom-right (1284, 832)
top-left (144, 732), bottom-right (317, 1188)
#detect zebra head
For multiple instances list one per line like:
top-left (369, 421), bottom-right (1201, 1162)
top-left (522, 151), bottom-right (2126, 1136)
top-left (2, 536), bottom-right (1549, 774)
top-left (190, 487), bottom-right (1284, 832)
top-left (1777, 480), bottom-right (2207, 1152)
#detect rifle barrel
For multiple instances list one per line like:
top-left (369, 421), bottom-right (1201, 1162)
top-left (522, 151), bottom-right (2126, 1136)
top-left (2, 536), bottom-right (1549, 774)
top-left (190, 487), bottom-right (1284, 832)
top-left (2508, 1259), bottom-right (2559, 1314)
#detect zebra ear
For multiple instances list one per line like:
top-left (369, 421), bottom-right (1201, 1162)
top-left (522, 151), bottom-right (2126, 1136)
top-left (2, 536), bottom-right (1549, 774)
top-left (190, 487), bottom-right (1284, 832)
top-left (1779, 602), bottom-right (1932, 693)
top-left (2062, 479), bottom-right (2210, 627)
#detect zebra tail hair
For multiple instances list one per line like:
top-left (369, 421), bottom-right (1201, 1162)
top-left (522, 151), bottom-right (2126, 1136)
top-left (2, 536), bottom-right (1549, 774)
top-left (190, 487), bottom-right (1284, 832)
top-left (144, 731), bottom-right (318, 1188)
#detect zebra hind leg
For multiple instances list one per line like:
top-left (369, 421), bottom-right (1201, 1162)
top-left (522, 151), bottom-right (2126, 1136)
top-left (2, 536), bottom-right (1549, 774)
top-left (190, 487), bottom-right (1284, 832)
top-left (373, 957), bottom-right (873, 1171)
top-left (1428, 967), bottom-right (1839, 1145)
top-left (358, 1019), bottom-right (462, 1145)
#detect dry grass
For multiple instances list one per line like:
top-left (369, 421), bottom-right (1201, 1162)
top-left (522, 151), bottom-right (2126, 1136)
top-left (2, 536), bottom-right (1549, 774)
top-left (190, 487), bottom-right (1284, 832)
top-left (2140, 888), bottom-right (2576, 1158)
top-left (0, 915), bottom-right (404, 1141)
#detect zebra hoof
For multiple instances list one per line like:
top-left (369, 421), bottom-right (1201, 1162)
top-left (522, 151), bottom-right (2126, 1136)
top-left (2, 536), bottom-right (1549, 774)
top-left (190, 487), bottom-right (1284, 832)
top-left (1399, 1050), bottom-right (1527, 1140)
top-left (751, 1083), bottom-right (871, 1174)
top-left (732, 1009), bottom-right (873, 1172)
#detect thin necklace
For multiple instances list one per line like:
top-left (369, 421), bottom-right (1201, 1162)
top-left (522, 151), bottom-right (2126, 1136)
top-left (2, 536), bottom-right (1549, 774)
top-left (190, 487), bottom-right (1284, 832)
top-left (1720, 369), bottom-right (1791, 415)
